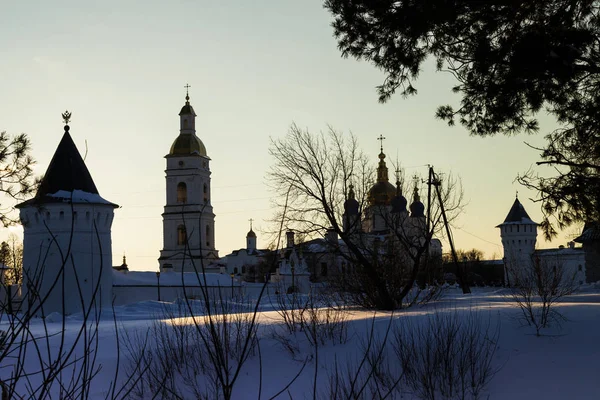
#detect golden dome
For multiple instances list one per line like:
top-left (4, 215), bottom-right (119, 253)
top-left (169, 134), bottom-right (207, 156)
top-left (368, 181), bottom-right (396, 206)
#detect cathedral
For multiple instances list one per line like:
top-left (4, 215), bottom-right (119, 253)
top-left (158, 90), bottom-right (219, 272)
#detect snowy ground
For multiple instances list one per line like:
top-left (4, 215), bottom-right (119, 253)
top-left (2, 287), bottom-right (600, 399)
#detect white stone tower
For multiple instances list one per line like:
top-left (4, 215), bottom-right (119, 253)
top-left (17, 112), bottom-right (118, 316)
top-left (159, 88), bottom-right (218, 272)
top-left (246, 219), bottom-right (257, 252)
top-left (496, 196), bottom-right (538, 284)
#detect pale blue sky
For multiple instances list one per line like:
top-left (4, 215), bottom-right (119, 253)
top-left (0, 1), bottom-right (575, 270)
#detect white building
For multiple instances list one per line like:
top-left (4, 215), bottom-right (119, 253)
top-left (159, 91), bottom-right (219, 272)
top-left (17, 112), bottom-right (118, 316)
top-left (496, 197), bottom-right (586, 286)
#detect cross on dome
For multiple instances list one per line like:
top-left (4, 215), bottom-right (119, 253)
top-left (377, 134), bottom-right (386, 152)
top-left (184, 83), bottom-right (191, 102)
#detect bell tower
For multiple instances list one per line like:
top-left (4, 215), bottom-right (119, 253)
top-left (159, 87), bottom-right (219, 272)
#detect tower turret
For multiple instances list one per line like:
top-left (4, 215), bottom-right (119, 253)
top-left (17, 111), bottom-right (118, 316)
top-left (497, 195), bottom-right (538, 283)
top-left (246, 219), bottom-right (257, 252)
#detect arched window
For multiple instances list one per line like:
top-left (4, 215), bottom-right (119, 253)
top-left (203, 183), bottom-right (208, 203)
top-left (177, 225), bottom-right (187, 245)
top-left (59, 211), bottom-right (64, 220)
top-left (206, 225), bottom-right (210, 247)
top-left (183, 119), bottom-right (188, 128)
top-left (242, 266), bottom-right (246, 274)
top-left (177, 182), bottom-right (187, 203)
top-left (233, 267), bottom-right (238, 274)
top-left (516, 225), bottom-right (520, 232)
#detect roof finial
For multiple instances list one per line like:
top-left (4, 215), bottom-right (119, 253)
top-left (248, 218), bottom-right (254, 231)
top-left (184, 83), bottom-right (191, 103)
top-left (395, 165), bottom-right (403, 194)
top-left (122, 253), bottom-right (127, 266)
top-left (62, 110), bottom-right (72, 132)
top-left (516, 190), bottom-right (519, 199)
top-left (412, 174), bottom-right (420, 202)
top-left (377, 134), bottom-right (386, 153)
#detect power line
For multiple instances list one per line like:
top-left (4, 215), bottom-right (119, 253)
top-left (453, 226), bottom-right (502, 248)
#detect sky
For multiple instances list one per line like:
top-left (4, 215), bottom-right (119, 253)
top-left (0, 1), bottom-right (580, 270)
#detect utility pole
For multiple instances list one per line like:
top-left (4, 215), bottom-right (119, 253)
top-left (430, 166), bottom-right (471, 294)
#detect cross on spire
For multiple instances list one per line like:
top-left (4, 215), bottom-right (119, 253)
top-left (184, 83), bottom-right (191, 102)
top-left (248, 218), bottom-right (254, 230)
top-left (377, 134), bottom-right (386, 152)
top-left (395, 165), bottom-right (402, 183)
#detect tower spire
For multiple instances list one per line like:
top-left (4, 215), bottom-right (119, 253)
top-left (184, 83), bottom-right (191, 103)
top-left (376, 135), bottom-right (389, 182)
top-left (412, 174), bottom-right (420, 202)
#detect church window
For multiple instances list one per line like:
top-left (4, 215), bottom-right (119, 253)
top-left (73, 212), bottom-right (78, 221)
top-left (177, 182), bottom-right (187, 203)
top-left (35, 212), bottom-right (39, 223)
top-left (234, 267), bottom-right (238, 274)
top-left (177, 225), bottom-right (187, 245)
top-left (242, 266), bottom-right (246, 274)
top-left (321, 262), bottom-right (328, 277)
top-left (183, 119), bottom-right (188, 128)
top-left (203, 184), bottom-right (208, 202)
top-left (86, 212), bottom-right (90, 221)
top-left (206, 225), bottom-right (210, 247)
top-left (46, 212), bottom-right (50, 220)
top-left (578, 265), bottom-right (582, 271)
top-left (59, 211), bottom-right (64, 221)
top-left (516, 225), bottom-right (519, 232)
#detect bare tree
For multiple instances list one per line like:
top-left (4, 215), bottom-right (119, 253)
top-left (268, 124), bottom-right (465, 309)
top-left (506, 254), bottom-right (576, 336)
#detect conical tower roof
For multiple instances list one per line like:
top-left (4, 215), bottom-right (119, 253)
top-left (17, 114), bottom-right (117, 208)
top-left (497, 197), bottom-right (536, 226)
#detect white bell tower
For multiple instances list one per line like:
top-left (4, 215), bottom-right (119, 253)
top-left (159, 87), bottom-right (219, 272)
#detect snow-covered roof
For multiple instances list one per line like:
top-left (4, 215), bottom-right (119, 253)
top-left (17, 128), bottom-right (117, 208)
top-left (112, 270), bottom-right (240, 287)
top-left (46, 190), bottom-right (116, 205)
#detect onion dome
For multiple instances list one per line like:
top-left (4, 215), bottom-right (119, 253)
top-left (409, 184), bottom-right (425, 217)
top-left (390, 180), bottom-right (408, 213)
top-left (168, 90), bottom-right (208, 157)
top-left (367, 150), bottom-right (396, 206)
top-left (344, 184), bottom-right (360, 215)
top-left (246, 218), bottom-right (257, 238)
top-left (169, 135), bottom-right (207, 156)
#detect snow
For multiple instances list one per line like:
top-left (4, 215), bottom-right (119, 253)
top-left (1, 287), bottom-right (600, 399)
top-left (47, 189), bottom-right (115, 205)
